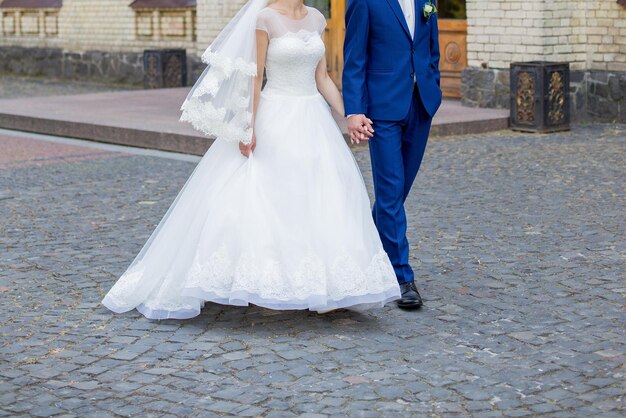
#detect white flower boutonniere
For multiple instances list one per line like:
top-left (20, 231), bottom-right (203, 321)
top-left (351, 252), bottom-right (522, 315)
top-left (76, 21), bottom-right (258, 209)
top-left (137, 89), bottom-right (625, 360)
top-left (423, 1), bottom-right (437, 20)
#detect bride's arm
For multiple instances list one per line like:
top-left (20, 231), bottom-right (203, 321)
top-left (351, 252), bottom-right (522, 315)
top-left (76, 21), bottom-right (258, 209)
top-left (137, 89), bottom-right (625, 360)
top-left (253, 29), bottom-right (269, 126)
top-left (240, 29), bottom-right (268, 157)
top-left (315, 54), bottom-right (345, 117)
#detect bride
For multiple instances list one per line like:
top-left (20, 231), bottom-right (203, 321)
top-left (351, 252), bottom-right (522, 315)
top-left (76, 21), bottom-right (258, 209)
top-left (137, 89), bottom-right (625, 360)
top-left (101, 0), bottom-right (401, 319)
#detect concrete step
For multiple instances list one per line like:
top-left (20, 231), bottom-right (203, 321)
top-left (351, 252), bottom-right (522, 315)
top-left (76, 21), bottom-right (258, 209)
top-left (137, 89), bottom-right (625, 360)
top-left (0, 87), bottom-right (509, 156)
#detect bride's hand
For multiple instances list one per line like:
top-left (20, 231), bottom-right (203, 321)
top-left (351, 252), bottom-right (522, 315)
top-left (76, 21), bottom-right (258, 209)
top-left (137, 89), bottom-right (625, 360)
top-left (239, 133), bottom-right (256, 158)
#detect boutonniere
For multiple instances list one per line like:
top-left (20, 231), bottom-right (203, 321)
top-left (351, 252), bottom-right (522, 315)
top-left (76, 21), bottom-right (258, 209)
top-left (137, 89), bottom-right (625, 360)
top-left (423, 1), bottom-right (437, 20)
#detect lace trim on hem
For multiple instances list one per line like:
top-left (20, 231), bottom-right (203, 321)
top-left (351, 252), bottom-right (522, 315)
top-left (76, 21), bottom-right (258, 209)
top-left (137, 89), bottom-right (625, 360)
top-left (102, 248), bottom-right (401, 319)
top-left (182, 247), bottom-right (398, 302)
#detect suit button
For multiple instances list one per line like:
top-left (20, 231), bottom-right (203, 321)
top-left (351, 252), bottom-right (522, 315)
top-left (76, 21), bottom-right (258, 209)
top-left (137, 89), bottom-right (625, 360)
top-left (410, 72), bottom-right (415, 79)
top-left (411, 48), bottom-right (415, 54)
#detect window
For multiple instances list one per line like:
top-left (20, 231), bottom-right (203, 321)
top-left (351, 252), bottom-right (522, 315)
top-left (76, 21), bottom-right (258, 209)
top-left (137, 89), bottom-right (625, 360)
top-left (129, 0), bottom-right (196, 41)
top-left (438, 0), bottom-right (466, 20)
top-left (0, 0), bottom-right (61, 38)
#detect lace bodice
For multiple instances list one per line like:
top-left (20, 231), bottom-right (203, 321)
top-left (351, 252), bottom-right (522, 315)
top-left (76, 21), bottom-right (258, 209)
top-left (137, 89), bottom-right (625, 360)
top-left (256, 7), bottom-right (326, 96)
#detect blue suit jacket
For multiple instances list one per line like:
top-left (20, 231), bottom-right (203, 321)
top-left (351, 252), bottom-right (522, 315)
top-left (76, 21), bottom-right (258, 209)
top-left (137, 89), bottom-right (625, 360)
top-left (343, 0), bottom-right (442, 120)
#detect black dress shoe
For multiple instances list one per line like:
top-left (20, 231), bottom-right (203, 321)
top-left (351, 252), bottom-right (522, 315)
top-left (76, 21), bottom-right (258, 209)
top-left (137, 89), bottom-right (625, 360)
top-left (396, 281), bottom-right (423, 310)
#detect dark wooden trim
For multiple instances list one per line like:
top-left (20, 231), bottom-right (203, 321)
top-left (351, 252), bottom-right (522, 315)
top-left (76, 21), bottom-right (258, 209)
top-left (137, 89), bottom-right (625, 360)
top-left (129, 0), bottom-right (196, 9)
top-left (0, 0), bottom-right (62, 7)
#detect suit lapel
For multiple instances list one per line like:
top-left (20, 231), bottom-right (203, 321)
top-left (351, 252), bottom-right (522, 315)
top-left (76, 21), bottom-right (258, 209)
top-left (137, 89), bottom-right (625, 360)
top-left (384, 0), bottom-right (412, 41)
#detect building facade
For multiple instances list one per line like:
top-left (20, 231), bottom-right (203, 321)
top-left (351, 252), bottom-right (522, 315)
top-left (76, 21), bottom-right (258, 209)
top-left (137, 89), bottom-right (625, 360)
top-left (463, 0), bottom-right (626, 122)
top-left (1, 0), bottom-right (624, 122)
top-left (0, 0), bottom-right (247, 84)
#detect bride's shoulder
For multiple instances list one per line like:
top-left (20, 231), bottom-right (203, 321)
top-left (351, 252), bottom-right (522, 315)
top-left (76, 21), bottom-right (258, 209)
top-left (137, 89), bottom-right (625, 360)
top-left (256, 7), bottom-right (277, 30)
top-left (257, 7), bottom-right (274, 18)
top-left (306, 6), bottom-right (325, 19)
top-left (306, 7), bottom-right (327, 30)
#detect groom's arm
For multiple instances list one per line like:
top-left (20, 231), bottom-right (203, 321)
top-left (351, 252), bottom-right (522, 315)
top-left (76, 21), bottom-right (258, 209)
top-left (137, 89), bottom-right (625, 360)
top-left (343, 0), bottom-right (369, 117)
top-left (430, 1), bottom-right (441, 87)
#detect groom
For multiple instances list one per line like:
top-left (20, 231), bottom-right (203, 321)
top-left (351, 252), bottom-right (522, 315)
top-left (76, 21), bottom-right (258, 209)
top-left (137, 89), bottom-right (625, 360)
top-left (343, 0), bottom-right (442, 309)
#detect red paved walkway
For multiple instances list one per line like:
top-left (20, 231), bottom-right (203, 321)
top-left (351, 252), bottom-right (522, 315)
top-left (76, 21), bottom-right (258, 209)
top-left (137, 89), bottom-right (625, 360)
top-left (0, 134), bottom-right (128, 170)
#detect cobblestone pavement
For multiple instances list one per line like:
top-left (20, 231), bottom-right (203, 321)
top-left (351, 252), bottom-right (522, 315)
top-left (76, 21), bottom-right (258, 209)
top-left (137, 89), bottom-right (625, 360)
top-left (1, 125), bottom-right (625, 417)
top-left (0, 75), bottom-right (137, 99)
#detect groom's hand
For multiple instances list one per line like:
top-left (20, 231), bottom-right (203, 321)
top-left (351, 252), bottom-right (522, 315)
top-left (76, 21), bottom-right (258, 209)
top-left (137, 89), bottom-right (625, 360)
top-left (347, 114), bottom-right (374, 144)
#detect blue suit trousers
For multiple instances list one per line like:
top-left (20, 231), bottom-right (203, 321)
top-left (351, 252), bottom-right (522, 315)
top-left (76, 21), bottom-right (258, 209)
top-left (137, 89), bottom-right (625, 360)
top-left (369, 84), bottom-right (432, 285)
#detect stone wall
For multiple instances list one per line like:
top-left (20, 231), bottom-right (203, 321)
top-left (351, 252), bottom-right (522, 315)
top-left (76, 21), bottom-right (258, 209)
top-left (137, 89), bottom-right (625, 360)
top-left (0, 45), bottom-right (204, 85)
top-left (578, 71), bottom-right (626, 122)
top-left (461, 67), bottom-right (509, 109)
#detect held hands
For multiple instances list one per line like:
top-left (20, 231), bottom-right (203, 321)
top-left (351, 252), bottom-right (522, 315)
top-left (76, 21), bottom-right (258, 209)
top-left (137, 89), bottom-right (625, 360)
top-left (239, 133), bottom-right (257, 158)
top-left (347, 114), bottom-right (375, 144)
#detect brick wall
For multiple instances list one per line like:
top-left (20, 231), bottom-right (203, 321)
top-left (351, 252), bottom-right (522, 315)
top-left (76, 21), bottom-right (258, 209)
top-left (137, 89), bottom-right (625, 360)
top-left (466, 0), bottom-right (626, 72)
top-left (196, 0), bottom-right (247, 55)
top-left (0, 0), bottom-right (248, 56)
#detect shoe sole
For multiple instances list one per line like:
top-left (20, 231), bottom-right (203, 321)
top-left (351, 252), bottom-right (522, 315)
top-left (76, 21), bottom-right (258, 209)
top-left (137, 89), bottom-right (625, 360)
top-left (397, 301), bottom-right (423, 310)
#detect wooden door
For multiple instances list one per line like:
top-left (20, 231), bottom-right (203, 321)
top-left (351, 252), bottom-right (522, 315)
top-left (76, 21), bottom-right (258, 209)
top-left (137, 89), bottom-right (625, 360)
top-left (324, 0), bottom-right (345, 89)
top-left (438, 19), bottom-right (467, 98)
top-left (307, 0), bottom-right (468, 96)
top-left (305, 0), bottom-right (345, 88)
top-left (437, 1), bottom-right (467, 98)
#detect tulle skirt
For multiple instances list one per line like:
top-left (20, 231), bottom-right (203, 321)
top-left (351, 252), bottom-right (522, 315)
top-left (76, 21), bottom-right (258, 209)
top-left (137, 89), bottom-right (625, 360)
top-left (102, 90), bottom-right (401, 319)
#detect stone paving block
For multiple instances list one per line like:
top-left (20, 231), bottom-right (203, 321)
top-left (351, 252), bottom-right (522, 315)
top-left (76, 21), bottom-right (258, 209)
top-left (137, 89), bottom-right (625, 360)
top-left (264, 412), bottom-right (298, 418)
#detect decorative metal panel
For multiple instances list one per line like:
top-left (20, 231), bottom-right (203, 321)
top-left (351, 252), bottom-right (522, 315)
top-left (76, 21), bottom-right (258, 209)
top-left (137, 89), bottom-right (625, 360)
top-left (515, 71), bottom-right (535, 125)
top-left (143, 49), bottom-right (187, 89)
top-left (510, 61), bottom-right (570, 133)
top-left (144, 52), bottom-right (162, 90)
top-left (547, 71), bottom-right (566, 125)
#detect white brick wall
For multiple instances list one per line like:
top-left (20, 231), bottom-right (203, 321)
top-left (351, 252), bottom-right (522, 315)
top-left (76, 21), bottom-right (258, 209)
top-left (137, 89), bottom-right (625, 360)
top-left (467, 0), bottom-right (626, 71)
top-left (195, 0), bottom-right (247, 55)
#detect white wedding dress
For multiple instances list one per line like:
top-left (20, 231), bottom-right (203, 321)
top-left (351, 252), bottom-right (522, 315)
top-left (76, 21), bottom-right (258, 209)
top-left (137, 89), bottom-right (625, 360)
top-left (102, 6), bottom-right (401, 319)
